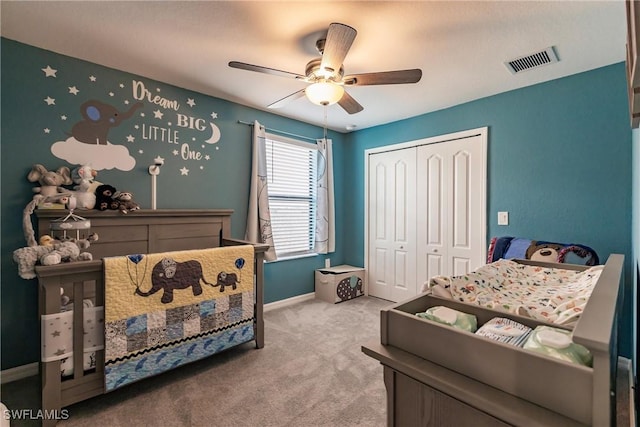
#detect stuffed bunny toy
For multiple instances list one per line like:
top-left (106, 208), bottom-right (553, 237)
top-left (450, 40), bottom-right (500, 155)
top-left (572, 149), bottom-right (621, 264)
top-left (70, 165), bottom-right (99, 209)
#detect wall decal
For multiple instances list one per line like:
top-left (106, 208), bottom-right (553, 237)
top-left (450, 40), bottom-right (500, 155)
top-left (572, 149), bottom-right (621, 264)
top-left (71, 100), bottom-right (143, 145)
top-left (38, 64), bottom-right (223, 176)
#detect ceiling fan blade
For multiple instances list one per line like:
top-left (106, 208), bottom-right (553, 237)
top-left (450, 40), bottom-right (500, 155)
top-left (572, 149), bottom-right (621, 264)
top-left (229, 61), bottom-right (305, 80)
top-left (343, 69), bottom-right (422, 86)
top-left (268, 89), bottom-right (306, 109)
top-left (338, 90), bottom-right (364, 115)
top-left (320, 23), bottom-right (357, 75)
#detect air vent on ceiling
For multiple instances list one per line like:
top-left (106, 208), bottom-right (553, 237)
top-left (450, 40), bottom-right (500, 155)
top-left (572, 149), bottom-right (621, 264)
top-left (504, 47), bottom-right (559, 74)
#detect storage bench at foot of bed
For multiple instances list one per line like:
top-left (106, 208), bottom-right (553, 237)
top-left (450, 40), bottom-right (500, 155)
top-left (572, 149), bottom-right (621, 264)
top-left (362, 342), bottom-right (584, 427)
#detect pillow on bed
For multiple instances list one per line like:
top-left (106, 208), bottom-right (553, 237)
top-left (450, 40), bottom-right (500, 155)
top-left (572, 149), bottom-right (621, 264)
top-left (487, 236), bottom-right (599, 266)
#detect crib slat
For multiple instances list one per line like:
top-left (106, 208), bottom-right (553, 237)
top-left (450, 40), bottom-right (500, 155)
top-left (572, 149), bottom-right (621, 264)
top-left (73, 281), bottom-right (84, 380)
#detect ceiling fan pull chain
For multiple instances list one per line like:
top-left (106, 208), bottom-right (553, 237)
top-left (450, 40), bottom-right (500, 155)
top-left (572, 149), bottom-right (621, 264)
top-left (323, 104), bottom-right (328, 141)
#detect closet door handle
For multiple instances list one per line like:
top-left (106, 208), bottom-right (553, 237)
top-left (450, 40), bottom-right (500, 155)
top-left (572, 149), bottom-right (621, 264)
top-left (433, 249), bottom-right (438, 253)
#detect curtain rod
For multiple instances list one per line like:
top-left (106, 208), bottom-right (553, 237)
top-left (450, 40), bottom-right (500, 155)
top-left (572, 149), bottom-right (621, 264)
top-left (237, 120), bottom-right (319, 142)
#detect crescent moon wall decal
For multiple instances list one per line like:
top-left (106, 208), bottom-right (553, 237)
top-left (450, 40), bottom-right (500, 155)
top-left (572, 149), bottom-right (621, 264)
top-left (205, 122), bottom-right (221, 144)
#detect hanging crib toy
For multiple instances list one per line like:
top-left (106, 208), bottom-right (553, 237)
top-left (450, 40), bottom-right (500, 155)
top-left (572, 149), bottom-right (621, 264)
top-left (49, 195), bottom-right (92, 241)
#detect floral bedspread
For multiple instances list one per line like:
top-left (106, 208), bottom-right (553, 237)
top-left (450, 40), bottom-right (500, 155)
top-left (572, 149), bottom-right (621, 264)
top-left (428, 259), bottom-right (603, 325)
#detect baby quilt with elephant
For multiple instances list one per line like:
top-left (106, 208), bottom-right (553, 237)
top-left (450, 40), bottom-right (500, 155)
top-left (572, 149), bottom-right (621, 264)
top-left (103, 245), bottom-right (255, 391)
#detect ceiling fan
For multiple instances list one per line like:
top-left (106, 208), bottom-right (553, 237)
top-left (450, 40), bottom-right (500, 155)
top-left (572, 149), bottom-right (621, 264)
top-left (229, 23), bottom-right (422, 114)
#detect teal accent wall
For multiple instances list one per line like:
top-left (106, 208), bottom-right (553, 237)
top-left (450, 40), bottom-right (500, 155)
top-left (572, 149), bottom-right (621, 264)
top-left (0, 38), bottom-right (344, 369)
top-left (343, 63), bottom-right (634, 357)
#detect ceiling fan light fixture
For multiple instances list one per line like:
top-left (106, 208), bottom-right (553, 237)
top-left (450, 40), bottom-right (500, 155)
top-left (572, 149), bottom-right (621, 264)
top-left (305, 81), bottom-right (344, 106)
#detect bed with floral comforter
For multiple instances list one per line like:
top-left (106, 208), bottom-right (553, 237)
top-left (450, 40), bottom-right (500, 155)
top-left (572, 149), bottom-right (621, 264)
top-left (426, 259), bottom-right (603, 325)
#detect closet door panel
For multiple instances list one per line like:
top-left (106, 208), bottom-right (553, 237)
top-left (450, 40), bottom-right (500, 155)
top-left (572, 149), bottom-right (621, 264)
top-left (451, 150), bottom-right (470, 249)
top-left (368, 149), bottom-right (417, 301)
top-left (445, 137), bottom-right (485, 273)
top-left (417, 148), bottom-right (447, 287)
top-left (390, 154), bottom-right (417, 302)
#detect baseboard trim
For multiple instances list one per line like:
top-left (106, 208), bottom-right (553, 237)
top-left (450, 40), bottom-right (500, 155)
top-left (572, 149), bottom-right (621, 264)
top-left (264, 292), bottom-right (315, 312)
top-left (1, 362), bottom-right (38, 384)
top-left (1, 294), bottom-right (315, 383)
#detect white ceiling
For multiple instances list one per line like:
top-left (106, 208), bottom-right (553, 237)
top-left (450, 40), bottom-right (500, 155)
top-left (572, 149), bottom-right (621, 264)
top-left (0, 1), bottom-right (627, 132)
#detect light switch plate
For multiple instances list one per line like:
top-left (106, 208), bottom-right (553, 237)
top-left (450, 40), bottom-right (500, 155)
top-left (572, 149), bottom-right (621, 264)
top-left (498, 211), bottom-right (509, 225)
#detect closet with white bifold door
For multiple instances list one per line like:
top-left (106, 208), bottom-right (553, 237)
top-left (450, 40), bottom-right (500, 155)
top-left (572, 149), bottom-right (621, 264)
top-left (366, 127), bottom-right (487, 302)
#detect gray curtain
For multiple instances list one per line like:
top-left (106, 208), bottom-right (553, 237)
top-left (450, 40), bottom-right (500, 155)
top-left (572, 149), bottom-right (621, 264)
top-left (245, 121), bottom-right (276, 261)
top-left (314, 138), bottom-right (335, 254)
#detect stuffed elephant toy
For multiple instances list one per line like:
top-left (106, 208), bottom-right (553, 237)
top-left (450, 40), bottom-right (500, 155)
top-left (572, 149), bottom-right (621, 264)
top-left (13, 235), bottom-right (97, 280)
top-left (136, 257), bottom-right (213, 304)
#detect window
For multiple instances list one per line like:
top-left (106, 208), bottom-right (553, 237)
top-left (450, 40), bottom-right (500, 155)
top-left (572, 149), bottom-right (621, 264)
top-left (264, 133), bottom-right (317, 258)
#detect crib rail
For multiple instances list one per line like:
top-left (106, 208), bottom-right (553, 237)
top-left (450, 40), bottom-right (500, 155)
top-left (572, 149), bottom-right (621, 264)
top-left (36, 260), bottom-right (105, 424)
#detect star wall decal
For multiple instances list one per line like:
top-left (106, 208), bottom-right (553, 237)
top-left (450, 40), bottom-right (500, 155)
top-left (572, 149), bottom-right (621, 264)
top-left (44, 128), bottom-right (50, 134)
top-left (68, 86), bottom-right (79, 95)
top-left (42, 65), bottom-right (57, 77)
top-left (187, 98), bottom-right (196, 107)
top-left (153, 110), bottom-right (163, 119)
top-left (126, 135), bottom-right (135, 142)
top-left (44, 96), bottom-right (55, 105)
top-left (89, 75), bottom-right (97, 82)
top-left (210, 112), bottom-right (218, 119)
top-left (154, 156), bottom-right (165, 164)
top-left (180, 167), bottom-right (189, 176)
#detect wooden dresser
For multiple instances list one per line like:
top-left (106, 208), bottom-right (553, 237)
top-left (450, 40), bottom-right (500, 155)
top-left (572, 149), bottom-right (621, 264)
top-left (35, 209), bottom-right (233, 259)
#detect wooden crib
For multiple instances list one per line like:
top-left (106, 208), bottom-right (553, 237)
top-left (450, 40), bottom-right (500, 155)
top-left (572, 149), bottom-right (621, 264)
top-left (35, 209), bottom-right (267, 426)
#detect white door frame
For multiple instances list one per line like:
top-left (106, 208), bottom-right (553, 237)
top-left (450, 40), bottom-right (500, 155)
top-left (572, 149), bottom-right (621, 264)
top-left (364, 127), bottom-right (488, 296)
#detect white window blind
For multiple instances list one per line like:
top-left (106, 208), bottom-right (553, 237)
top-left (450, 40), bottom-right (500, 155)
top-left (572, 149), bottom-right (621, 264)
top-left (265, 134), bottom-right (317, 258)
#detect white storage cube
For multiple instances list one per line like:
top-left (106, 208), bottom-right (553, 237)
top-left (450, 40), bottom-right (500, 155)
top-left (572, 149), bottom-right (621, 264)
top-left (315, 265), bottom-right (365, 303)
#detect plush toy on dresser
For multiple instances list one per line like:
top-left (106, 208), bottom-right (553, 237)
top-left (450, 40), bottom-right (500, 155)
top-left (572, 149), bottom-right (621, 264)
top-left (70, 165), bottom-right (100, 209)
top-left (27, 164), bottom-right (72, 202)
top-left (24, 164), bottom-right (73, 247)
top-left (113, 191), bottom-right (140, 214)
top-left (13, 233), bottom-right (98, 280)
top-left (94, 184), bottom-right (119, 211)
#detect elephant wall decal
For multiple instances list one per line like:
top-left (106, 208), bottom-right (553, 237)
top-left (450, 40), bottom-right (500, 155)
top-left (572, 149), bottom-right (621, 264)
top-left (136, 257), bottom-right (213, 304)
top-left (215, 272), bottom-right (238, 292)
top-left (71, 100), bottom-right (143, 145)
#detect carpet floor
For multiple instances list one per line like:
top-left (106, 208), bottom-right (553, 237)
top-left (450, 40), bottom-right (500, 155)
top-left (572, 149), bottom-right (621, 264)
top-left (1, 296), bottom-right (391, 427)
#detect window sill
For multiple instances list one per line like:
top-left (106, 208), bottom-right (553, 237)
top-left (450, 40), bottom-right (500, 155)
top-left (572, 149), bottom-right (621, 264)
top-left (267, 252), bottom-right (319, 263)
